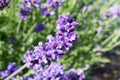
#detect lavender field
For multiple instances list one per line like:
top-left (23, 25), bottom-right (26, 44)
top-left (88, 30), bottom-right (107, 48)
top-left (0, 0), bottom-right (120, 80)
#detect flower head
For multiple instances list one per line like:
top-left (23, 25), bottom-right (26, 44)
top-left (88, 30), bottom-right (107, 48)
top-left (18, 4), bottom-right (32, 20)
top-left (34, 24), bottom-right (45, 33)
top-left (24, 14), bottom-right (78, 72)
top-left (66, 69), bottom-right (85, 80)
top-left (0, 62), bottom-right (19, 79)
top-left (0, 0), bottom-right (9, 10)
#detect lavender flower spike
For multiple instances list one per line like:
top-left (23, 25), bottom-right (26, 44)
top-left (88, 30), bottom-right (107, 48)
top-left (34, 24), bottom-right (45, 33)
top-left (47, 0), bottom-right (62, 8)
top-left (24, 13), bottom-right (78, 72)
top-left (0, 62), bottom-right (19, 79)
top-left (18, 0), bottom-right (32, 20)
top-left (38, 62), bottom-right (64, 80)
top-left (0, 0), bottom-right (9, 10)
top-left (66, 69), bottom-right (85, 80)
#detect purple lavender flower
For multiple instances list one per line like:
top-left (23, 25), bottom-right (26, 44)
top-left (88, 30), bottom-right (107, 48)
top-left (24, 14), bottom-right (78, 72)
top-left (34, 24), bottom-right (45, 33)
top-left (22, 74), bottom-right (39, 80)
top-left (22, 63), bottom-right (85, 80)
top-left (103, 5), bottom-right (120, 19)
top-left (30, 0), bottom-right (41, 8)
top-left (38, 62), bottom-right (64, 80)
top-left (66, 69), bottom-right (85, 80)
top-left (40, 7), bottom-right (50, 16)
top-left (18, 0), bottom-right (62, 19)
top-left (22, 62), bottom-right (85, 80)
top-left (0, 62), bottom-right (19, 79)
top-left (8, 37), bottom-right (14, 43)
top-left (18, 4), bottom-right (32, 20)
top-left (56, 13), bottom-right (78, 50)
top-left (0, 0), bottom-right (9, 10)
top-left (109, 6), bottom-right (120, 17)
top-left (47, 0), bottom-right (62, 8)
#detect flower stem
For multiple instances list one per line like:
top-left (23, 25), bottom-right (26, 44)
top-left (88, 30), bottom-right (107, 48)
top-left (17, 19), bottom-right (22, 34)
top-left (5, 64), bottom-right (27, 80)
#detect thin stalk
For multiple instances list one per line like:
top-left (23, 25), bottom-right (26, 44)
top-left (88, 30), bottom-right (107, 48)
top-left (17, 19), bottom-right (22, 34)
top-left (23, 24), bottom-right (36, 42)
top-left (101, 32), bottom-right (116, 46)
top-left (5, 64), bottom-right (27, 80)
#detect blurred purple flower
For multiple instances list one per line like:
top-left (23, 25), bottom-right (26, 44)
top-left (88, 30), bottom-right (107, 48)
top-left (34, 24), bottom-right (45, 33)
top-left (8, 37), bottom-right (14, 43)
top-left (40, 7), bottom-right (50, 17)
top-left (66, 69), bottom-right (85, 80)
top-left (0, 0), bottom-right (9, 10)
top-left (47, 0), bottom-right (62, 8)
top-left (0, 62), bottom-right (19, 79)
top-left (109, 6), bottom-right (120, 17)
top-left (19, 0), bottom-right (62, 19)
top-left (83, 5), bottom-right (92, 12)
top-left (103, 5), bottom-right (120, 19)
top-left (30, 0), bottom-right (41, 8)
top-left (18, 4), bottom-right (32, 20)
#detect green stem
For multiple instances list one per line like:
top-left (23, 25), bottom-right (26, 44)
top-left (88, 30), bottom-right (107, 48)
top-left (5, 64), bottom-right (27, 80)
top-left (23, 24), bottom-right (36, 42)
top-left (101, 32), bottom-right (116, 46)
top-left (17, 19), bottom-right (22, 34)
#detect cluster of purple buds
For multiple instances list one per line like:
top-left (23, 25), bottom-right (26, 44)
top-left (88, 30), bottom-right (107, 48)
top-left (19, 0), bottom-right (62, 20)
top-left (0, 0), bottom-right (9, 10)
top-left (22, 74), bottom-right (39, 80)
top-left (102, 5), bottom-right (120, 19)
top-left (22, 63), bottom-right (85, 80)
top-left (0, 62), bottom-right (19, 79)
top-left (66, 69), bottom-right (85, 80)
top-left (34, 23), bottom-right (45, 33)
top-left (23, 13), bottom-right (78, 72)
top-left (18, 0), bottom-right (33, 20)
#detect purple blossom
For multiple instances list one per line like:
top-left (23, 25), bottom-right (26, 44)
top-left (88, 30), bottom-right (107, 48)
top-left (30, 0), bottom-right (41, 8)
top-left (22, 74), bottom-right (39, 80)
top-left (0, 62), bottom-right (19, 79)
top-left (34, 24), bottom-right (45, 33)
top-left (19, 0), bottom-right (62, 19)
top-left (102, 5), bottom-right (120, 19)
top-left (0, 0), bottom-right (9, 10)
top-left (109, 6), bottom-right (120, 17)
top-left (8, 37), bottom-right (14, 43)
top-left (66, 69), bottom-right (85, 80)
top-left (47, 0), bottom-right (62, 8)
top-left (24, 14), bottom-right (78, 72)
top-left (18, 4), bottom-right (32, 20)
top-left (40, 7), bottom-right (50, 17)
top-left (38, 62), bottom-right (64, 80)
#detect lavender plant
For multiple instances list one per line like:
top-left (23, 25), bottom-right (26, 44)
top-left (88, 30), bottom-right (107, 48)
top-left (0, 0), bottom-right (120, 79)
top-left (1, 14), bottom-right (85, 80)
top-left (19, 0), bottom-right (62, 20)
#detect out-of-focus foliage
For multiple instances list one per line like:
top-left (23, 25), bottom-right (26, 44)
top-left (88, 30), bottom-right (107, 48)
top-left (0, 0), bottom-right (120, 78)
